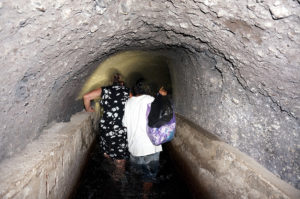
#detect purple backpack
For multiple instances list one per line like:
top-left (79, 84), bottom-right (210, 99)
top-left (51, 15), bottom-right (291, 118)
top-left (146, 103), bottom-right (176, 146)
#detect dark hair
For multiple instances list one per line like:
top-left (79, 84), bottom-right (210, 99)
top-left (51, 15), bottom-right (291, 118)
top-left (112, 73), bottom-right (122, 85)
top-left (133, 78), bottom-right (151, 96)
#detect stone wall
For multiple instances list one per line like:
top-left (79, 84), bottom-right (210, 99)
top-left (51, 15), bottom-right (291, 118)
top-left (0, 0), bottom-right (299, 190)
top-left (163, 49), bottom-right (300, 189)
top-left (0, 111), bottom-right (98, 199)
top-left (169, 115), bottom-right (300, 199)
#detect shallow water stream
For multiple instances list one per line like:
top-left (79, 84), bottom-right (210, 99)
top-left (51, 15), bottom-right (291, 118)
top-left (71, 140), bottom-right (194, 199)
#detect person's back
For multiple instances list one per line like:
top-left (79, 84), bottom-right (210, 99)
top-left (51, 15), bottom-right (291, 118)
top-left (83, 73), bottom-right (129, 182)
top-left (123, 94), bottom-right (162, 156)
top-left (122, 79), bottom-right (164, 198)
top-left (100, 84), bottom-right (129, 130)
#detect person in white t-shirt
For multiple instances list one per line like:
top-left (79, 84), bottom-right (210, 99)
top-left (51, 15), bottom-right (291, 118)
top-left (122, 79), bottom-right (167, 198)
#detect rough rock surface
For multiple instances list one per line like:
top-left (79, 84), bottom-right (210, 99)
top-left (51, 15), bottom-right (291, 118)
top-left (0, 111), bottom-right (98, 199)
top-left (170, 115), bottom-right (300, 199)
top-left (0, 0), bottom-right (299, 189)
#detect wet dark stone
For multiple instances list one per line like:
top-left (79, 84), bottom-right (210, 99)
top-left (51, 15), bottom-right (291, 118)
top-left (71, 141), bottom-right (195, 199)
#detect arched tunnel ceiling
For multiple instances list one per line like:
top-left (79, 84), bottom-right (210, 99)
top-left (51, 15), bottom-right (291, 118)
top-left (0, 0), bottom-right (299, 189)
top-left (77, 51), bottom-right (172, 99)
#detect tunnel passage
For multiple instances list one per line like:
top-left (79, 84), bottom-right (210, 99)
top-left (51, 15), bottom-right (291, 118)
top-left (78, 49), bottom-right (300, 192)
top-left (77, 51), bottom-right (173, 101)
top-left (0, 0), bottom-right (299, 197)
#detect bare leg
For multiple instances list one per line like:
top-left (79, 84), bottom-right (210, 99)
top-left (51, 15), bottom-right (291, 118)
top-left (143, 182), bottom-right (153, 199)
top-left (115, 159), bottom-right (125, 173)
top-left (103, 153), bottom-right (110, 159)
top-left (112, 159), bottom-right (126, 181)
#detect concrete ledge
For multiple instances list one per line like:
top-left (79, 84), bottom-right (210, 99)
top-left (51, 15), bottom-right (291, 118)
top-left (0, 111), bottom-right (98, 199)
top-left (169, 114), bottom-right (300, 199)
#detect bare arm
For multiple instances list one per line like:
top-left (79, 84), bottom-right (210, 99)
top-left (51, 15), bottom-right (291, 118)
top-left (159, 87), bottom-right (167, 96)
top-left (83, 88), bottom-right (102, 112)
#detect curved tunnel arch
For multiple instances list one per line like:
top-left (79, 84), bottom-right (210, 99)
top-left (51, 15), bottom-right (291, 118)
top-left (0, 0), bottom-right (299, 196)
top-left (77, 51), bottom-right (173, 99)
top-left (48, 46), bottom-right (299, 190)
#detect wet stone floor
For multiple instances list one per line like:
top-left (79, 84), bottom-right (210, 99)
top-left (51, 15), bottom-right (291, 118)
top-left (71, 142), bottom-right (194, 199)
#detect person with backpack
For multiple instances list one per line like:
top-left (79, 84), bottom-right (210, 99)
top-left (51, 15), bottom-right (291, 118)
top-left (122, 79), bottom-right (167, 198)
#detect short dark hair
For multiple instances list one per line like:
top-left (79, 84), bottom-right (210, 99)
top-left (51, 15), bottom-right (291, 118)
top-left (133, 78), bottom-right (151, 96)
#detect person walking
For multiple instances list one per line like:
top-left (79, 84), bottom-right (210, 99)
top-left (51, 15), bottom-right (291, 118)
top-left (83, 73), bottom-right (129, 180)
top-left (122, 79), bottom-right (167, 198)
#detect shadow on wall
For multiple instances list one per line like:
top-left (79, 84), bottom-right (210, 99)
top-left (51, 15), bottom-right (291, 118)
top-left (77, 50), bottom-right (172, 100)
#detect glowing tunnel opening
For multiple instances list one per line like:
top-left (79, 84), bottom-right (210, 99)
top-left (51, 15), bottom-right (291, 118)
top-left (78, 51), bottom-right (173, 101)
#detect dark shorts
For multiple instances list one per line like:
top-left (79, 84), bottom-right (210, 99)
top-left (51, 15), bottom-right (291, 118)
top-left (130, 152), bottom-right (160, 182)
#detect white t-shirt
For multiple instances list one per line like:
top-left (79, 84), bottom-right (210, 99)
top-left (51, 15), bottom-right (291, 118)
top-left (122, 95), bottom-right (162, 156)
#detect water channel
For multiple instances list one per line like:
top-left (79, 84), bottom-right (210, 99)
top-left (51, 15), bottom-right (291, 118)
top-left (71, 138), bottom-right (195, 199)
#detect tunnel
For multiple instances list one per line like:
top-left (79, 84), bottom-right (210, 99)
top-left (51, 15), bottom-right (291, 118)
top-left (0, 0), bottom-right (299, 198)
